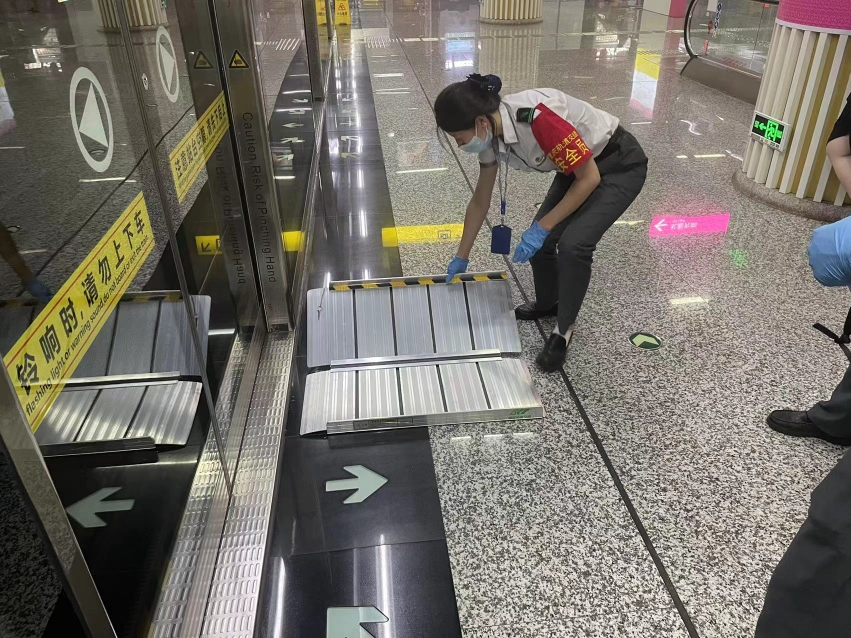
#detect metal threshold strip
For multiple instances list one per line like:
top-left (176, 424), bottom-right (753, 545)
top-left (302, 273), bottom-right (543, 435)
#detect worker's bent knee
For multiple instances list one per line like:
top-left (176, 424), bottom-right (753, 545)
top-left (558, 239), bottom-right (594, 265)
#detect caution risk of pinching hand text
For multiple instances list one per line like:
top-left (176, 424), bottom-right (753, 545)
top-left (169, 91), bottom-right (230, 202)
top-left (3, 193), bottom-right (154, 432)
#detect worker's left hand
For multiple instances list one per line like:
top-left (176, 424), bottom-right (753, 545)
top-left (512, 221), bottom-right (549, 263)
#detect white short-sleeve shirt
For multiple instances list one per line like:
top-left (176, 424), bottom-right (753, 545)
top-left (478, 88), bottom-right (620, 173)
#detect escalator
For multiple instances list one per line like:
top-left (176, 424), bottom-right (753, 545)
top-left (682, 0), bottom-right (778, 102)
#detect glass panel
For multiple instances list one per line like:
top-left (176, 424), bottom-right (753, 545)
top-left (0, 0), bottom-right (254, 633)
top-left (687, 0), bottom-right (778, 74)
top-left (253, 0), bottom-right (315, 286)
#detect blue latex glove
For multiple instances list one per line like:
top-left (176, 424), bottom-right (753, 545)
top-left (512, 221), bottom-right (549, 264)
top-left (446, 256), bottom-right (469, 282)
top-left (25, 278), bottom-right (52, 302)
top-left (809, 218), bottom-right (851, 287)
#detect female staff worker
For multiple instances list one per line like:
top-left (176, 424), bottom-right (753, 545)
top-left (434, 74), bottom-right (648, 371)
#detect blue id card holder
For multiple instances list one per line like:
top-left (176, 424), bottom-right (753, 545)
top-left (491, 200), bottom-right (512, 254)
top-left (491, 224), bottom-right (512, 254)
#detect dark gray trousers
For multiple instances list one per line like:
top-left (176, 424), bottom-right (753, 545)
top-left (531, 129), bottom-right (648, 333)
top-left (808, 363), bottom-right (851, 437)
top-left (756, 443), bottom-right (851, 637)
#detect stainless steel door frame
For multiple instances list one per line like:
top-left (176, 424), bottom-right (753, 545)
top-left (173, 0), bottom-right (263, 333)
top-left (0, 372), bottom-right (116, 637)
top-left (302, 0), bottom-right (326, 100)
top-left (210, 0), bottom-right (293, 330)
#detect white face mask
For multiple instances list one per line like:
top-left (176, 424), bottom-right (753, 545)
top-left (459, 120), bottom-right (493, 154)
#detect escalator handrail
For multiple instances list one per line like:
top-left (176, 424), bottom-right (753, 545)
top-left (684, 0), bottom-right (700, 58)
top-left (684, 0), bottom-right (780, 59)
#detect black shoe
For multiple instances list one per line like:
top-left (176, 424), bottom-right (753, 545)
top-left (767, 410), bottom-right (851, 446)
top-left (536, 333), bottom-right (568, 372)
top-left (515, 302), bottom-right (558, 321)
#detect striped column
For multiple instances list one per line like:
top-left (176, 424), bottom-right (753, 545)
top-left (480, 0), bottom-right (543, 25)
top-left (97, 0), bottom-right (167, 31)
top-left (743, 0), bottom-right (851, 206)
top-left (478, 24), bottom-right (541, 89)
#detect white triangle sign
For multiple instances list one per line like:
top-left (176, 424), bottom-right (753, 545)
top-left (78, 84), bottom-right (108, 147)
top-left (160, 44), bottom-right (176, 90)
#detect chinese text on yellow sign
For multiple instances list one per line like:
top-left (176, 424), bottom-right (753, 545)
top-left (335, 0), bottom-right (350, 25)
top-left (3, 193), bottom-right (154, 432)
top-left (170, 91), bottom-right (230, 202)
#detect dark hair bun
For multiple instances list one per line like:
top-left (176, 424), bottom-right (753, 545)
top-left (467, 73), bottom-right (502, 94)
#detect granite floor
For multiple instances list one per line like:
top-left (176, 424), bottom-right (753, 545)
top-left (354, 1), bottom-right (846, 636)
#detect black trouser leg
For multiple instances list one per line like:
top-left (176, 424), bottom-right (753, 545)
top-left (529, 131), bottom-right (647, 333)
top-left (756, 447), bottom-right (851, 637)
top-left (808, 363), bottom-right (851, 437)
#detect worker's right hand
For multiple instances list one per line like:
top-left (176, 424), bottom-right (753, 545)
top-left (446, 256), bottom-right (469, 283)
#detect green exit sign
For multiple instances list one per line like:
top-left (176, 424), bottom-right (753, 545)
top-left (751, 111), bottom-right (789, 151)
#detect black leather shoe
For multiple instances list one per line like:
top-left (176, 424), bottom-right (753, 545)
top-left (767, 410), bottom-right (851, 446)
top-left (515, 302), bottom-right (558, 321)
top-left (536, 333), bottom-right (568, 372)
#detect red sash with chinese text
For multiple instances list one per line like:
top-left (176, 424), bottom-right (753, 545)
top-left (529, 103), bottom-right (593, 175)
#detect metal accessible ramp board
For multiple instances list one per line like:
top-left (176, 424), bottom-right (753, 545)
top-left (0, 293), bottom-right (209, 447)
top-left (302, 273), bottom-right (543, 435)
top-left (307, 272), bottom-right (521, 368)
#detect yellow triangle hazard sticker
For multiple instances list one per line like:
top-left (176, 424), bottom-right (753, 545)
top-left (229, 50), bottom-right (248, 69)
top-left (194, 51), bottom-right (213, 69)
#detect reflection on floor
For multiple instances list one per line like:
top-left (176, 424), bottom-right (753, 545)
top-left (287, 2), bottom-right (846, 638)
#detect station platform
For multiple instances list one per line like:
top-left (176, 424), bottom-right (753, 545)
top-left (0, 1), bottom-right (849, 637)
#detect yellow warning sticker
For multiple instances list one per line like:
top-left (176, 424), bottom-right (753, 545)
top-left (169, 91), bottom-right (230, 202)
top-left (229, 50), bottom-right (248, 69)
top-left (316, 0), bottom-right (326, 25)
top-left (195, 231), bottom-right (302, 256)
top-left (381, 224), bottom-right (463, 247)
top-left (4, 193), bottom-right (154, 432)
top-left (194, 51), bottom-right (213, 69)
top-left (335, 0), bottom-right (350, 25)
top-left (195, 235), bottom-right (221, 256)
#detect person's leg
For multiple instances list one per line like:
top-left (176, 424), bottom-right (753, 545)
top-left (827, 135), bottom-right (851, 195)
top-left (0, 223), bottom-right (34, 283)
top-left (768, 363), bottom-right (851, 445)
top-left (528, 172), bottom-right (574, 310)
top-left (808, 363), bottom-right (851, 438)
top-left (755, 448), bottom-right (851, 638)
top-left (554, 143), bottom-right (648, 333)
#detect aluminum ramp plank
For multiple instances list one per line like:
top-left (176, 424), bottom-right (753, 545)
top-left (128, 381), bottom-right (202, 446)
top-left (439, 362), bottom-right (488, 412)
top-left (300, 370), bottom-right (356, 435)
top-left (479, 359), bottom-right (540, 410)
top-left (392, 286), bottom-right (434, 355)
top-left (429, 284), bottom-right (473, 354)
top-left (76, 301), bottom-right (158, 442)
top-left (153, 297), bottom-right (210, 376)
top-left (0, 306), bottom-right (34, 355)
top-left (77, 387), bottom-right (146, 442)
top-left (106, 302), bottom-right (159, 375)
top-left (34, 391), bottom-right (100, 445)
top-left (466, 280), bottom-right (521, 354)
top-left (35, 312), bottom-right (118, 445)
top-left (399, 365), bottom-right (444, 415)
top-left (354, 288), bottom-right (395, 358)
top-left (307, 288), bottom-right (355, 368)
top-left (358, 368), bottom-right (401, 419)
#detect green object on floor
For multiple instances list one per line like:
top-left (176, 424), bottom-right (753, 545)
top-left (630, 332), bottom-right (661, 350)
top-left (730, 248), bottom-right (748, 268)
